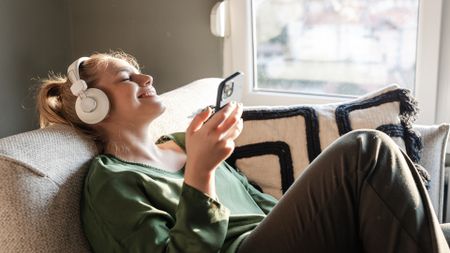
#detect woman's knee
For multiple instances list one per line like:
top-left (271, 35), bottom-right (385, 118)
top-left (340, 129), bottom-right (398, 151)
top-left (333, 129), bottom-right (402, 166)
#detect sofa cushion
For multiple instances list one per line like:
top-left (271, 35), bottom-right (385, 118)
top-left (0, 124), bottom-right (98, 184)
top-left (0, 124), bottom-right (97, 252)
top-left (228, 85), bottom-right (420, 196)
top-left (414, 124), bottom-right (450, 221)
top-left (0, 155), bottom-right (92, 252)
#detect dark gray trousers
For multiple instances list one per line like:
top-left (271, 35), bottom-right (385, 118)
top-left (238, 130), bottom-right (450, 253)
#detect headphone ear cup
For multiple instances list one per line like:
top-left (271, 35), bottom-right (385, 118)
top-left (75, 88), bottom-right (110, 124)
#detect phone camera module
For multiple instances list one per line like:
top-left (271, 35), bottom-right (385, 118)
top-left (223, 81), bottom-right (234, 98)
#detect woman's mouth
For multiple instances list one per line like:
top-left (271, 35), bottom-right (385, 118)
top-left (138, 88), bottom-right (157, 98)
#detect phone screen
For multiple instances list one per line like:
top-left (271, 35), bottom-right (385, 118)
top-left (215, 72), bottom-right (244, 111)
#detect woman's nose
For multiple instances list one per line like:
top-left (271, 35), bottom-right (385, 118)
top-left (138, 74), bottom-right (153, 87)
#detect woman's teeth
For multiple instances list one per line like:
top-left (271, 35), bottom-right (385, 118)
top-left (139, 89), bottom-right (156, 98)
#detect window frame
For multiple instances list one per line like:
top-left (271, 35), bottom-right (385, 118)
top-left (224, 0), bottom-right (444, 125)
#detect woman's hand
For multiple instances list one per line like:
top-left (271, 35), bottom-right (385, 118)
top-left (184, 102), bottom-right (244, 197)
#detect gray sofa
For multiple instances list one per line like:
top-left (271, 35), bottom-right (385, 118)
top-left (1, 78), bottom-right (450, 252)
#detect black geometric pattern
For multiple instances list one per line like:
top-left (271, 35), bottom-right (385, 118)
top-left (227, 141), bottom-right (294, 194)
top-left (376, 124), bottom-right (423, 163)
top-left (242, 107), bottom-right (321, 162)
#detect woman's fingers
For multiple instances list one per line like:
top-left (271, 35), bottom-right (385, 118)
top-left (205, 102), bottom-right (238, 129)
top-left (222, 118), bottom-right (243, 141)
top-left (192, 101), bottom-right (243, 143)
top-left (187, 106), bottom-right (213, 133)
top-left (217, 102), bottom-right (243, 134)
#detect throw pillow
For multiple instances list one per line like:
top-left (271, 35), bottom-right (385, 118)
top-left (227, 84), bottom-right (423, 199)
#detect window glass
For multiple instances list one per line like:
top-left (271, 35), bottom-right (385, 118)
top-left (254, 0), bottom-right (419, 97)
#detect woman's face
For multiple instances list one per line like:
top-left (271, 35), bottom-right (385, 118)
top-left (94, 57), bottom-right (165, 125)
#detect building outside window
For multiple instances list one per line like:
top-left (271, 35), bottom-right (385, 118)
top-left (254, 0), bottom-right (418, 97)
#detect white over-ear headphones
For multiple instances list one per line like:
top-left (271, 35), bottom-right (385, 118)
top-left (67, 57), bottom-right (110, 124)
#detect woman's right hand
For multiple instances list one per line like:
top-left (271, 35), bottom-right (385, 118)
top-left (184, 102), bottom-right (243, 197)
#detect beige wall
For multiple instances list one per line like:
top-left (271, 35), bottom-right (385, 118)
top-left (0, 0), bottom-right (223, 138)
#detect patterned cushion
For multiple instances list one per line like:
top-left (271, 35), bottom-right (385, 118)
top-left (227, 85), bottom-right (423, 199)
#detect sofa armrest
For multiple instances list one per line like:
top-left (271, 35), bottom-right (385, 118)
top-left (414, 124), bottom-right (450, 222)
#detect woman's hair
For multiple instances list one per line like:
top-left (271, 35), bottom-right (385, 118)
top-left (36, 50), bottom-right (140, 150)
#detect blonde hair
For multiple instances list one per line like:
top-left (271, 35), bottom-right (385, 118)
top-left (36, 50), bottom-right (140, 150)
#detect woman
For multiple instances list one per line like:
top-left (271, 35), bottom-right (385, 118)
top-left (37, 51), bottom-right (449, 252)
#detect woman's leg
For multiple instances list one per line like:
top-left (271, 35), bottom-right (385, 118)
top-left (238, 129), bottom-right (449, 253)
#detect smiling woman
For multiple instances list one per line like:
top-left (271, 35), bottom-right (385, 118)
top-left (36, 51), bottom-right (151, 151)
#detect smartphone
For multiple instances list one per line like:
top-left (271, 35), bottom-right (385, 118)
top-left (187, 72), bottom-right (244, 119)
top-left (215, 71), bottom-right (244, 112)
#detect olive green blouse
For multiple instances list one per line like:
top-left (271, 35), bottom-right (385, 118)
top-left (81, 132), bottom-right (278, 253)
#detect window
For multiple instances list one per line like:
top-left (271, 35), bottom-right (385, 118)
top-left (255, 0), bottom-right (418, 97)
top-left (224, 0), bottom-right (444, 125)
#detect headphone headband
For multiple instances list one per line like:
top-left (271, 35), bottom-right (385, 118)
top-left (68, 57), bottom-right (90, 96)
top-left (67, 57), bottom-right (90, 84)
